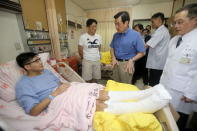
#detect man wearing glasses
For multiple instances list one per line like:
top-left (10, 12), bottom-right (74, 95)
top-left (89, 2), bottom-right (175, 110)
top-left (160, 3), bottom-right (197, 131)
top-left (15, 52), bottom-right (70, 116)
top-left (15, 52), bottom-right (108, 116)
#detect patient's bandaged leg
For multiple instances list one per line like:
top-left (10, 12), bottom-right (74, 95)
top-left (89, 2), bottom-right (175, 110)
top-left (104, 84), bottom-right (171, 114)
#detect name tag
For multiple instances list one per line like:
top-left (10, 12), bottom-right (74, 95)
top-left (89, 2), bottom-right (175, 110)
top-left (179, 57), bottom-right (191, 64)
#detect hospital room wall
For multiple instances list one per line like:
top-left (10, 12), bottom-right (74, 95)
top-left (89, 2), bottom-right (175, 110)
top-left (132, 1), bottom-right (173, 20)
top-left (0, 0), bottom-right (178, 63)
top-left (86, 1), bottom-right (173, 51)
top-left (184, 0), bottom-right (197, 5)
top-left (65, 1), bottom-right (174, 54)
top-left (0, 0), bottom-right (28, 63)
top-left (65, 0), bottom-right (87, 56)
top-left (0, 11), bottom-right (25, 63)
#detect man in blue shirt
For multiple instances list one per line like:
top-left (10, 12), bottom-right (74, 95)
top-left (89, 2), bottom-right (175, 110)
top-left (15, 52), bottom-right (108, 116)
top-left (110, 11), bottom-right (145, 84)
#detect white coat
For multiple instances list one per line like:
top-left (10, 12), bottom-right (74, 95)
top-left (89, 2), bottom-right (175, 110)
top-left (160, 28), bottom-right (197, 114)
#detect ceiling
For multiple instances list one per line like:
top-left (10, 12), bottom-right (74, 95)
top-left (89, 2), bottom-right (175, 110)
top-left (71, 0), bottom-right (173, 10)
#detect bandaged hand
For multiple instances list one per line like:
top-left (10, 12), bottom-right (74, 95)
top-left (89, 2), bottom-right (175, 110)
top-left (51, 83), bottom-right (70, 97)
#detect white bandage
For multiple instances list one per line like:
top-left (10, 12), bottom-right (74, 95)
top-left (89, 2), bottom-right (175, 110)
top-left (104, 84), bottom-right (171, 114)
top-left (107, 87), bottom-right (155, 102)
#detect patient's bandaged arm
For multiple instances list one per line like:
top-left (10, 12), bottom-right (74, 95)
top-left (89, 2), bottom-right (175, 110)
top-left (104, 84), bottom-right (171, 114)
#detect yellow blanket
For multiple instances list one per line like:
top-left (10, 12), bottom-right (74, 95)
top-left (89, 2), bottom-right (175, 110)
top-left (93, 80), bottom-right (162, 131)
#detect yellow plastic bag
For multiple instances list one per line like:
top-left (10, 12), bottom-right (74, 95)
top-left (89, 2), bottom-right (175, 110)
top-left (100, 51), bottom-right (112, 65)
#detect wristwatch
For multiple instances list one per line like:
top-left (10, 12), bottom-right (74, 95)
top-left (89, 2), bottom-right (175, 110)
top-left (48, 95), bottom-right (55, 100)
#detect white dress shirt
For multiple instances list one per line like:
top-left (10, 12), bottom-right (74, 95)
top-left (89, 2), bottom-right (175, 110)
top-left (146, 25), bottom-right (171, 70)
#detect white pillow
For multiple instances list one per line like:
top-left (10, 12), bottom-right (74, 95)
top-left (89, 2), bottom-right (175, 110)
top-left (39, 53), bottom-right (68, 83)
top-left (0, 60), bottom-right (24, 102)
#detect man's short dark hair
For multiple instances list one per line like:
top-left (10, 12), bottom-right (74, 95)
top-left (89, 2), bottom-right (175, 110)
top-left (86, 19), bottom-right (97, 27)
top-left (16, 52), bottom-right (38, 69)
top-left (151, 12), bottom-right (165, 23)
top-left (133, 24), bottom-right (144, 30)
top-left (176, 3), bottom-right (197, 19)
top-left (114, 11), bottom-right (130, 23)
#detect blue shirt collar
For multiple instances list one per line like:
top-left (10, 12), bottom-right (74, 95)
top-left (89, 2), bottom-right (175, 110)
top-left (118, 27), bottom-right (130, 35)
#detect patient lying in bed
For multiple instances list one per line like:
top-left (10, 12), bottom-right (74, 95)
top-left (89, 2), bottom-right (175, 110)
top-left (15, 52), bottom-right (171, 130)
top-left (16, 52), bottom-right (108, 116)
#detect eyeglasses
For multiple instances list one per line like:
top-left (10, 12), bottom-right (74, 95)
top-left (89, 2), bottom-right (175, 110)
top-left (25, 58), bottom-right (41, 65)
top-left (115, 22), bottom-right (123, 27)
top-left (172, 20), bottom-right (185, 26)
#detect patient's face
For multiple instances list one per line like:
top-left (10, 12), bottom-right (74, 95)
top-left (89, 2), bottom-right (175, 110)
top-left (25, 56), bottom-right (44, 72)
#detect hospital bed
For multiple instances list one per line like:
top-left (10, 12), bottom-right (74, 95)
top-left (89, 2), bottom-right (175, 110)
top-left (0, 53), bottom-right (179, 131)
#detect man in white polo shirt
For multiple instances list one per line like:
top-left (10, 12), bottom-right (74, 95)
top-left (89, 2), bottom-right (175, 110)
top-left (78, 19), bottom-right (102, 83)
top-left (145, 12), bottom-right (171, 86)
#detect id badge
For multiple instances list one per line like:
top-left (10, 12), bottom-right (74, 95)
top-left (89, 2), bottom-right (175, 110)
top-left (179, 57), bottom-right (191, 64)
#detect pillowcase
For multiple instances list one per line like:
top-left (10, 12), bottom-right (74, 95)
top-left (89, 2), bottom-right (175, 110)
top-left (0, 60), bottom-right (24, 102)
top-left (40, 53), bottom-right (68, 83)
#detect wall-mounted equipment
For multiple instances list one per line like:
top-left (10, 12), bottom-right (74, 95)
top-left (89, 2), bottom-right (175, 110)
top-left (67, 20), bottom-right (82, 29)
top-left (0, 0), bottom-right (22, 14)
top-left (25, 29), bottom-right (51, 53)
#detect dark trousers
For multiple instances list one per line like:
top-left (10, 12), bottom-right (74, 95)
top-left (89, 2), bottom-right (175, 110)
top-left (177, 112), bottom-right (189, 131)
top-left (148, 69), bottom-right (163, 86)
top-left (132, 50), bottom-right (149, 85)
top-left (142, 67), bottom-right (149, 85)
top-left (132, 60), bottom-right (149, 85)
